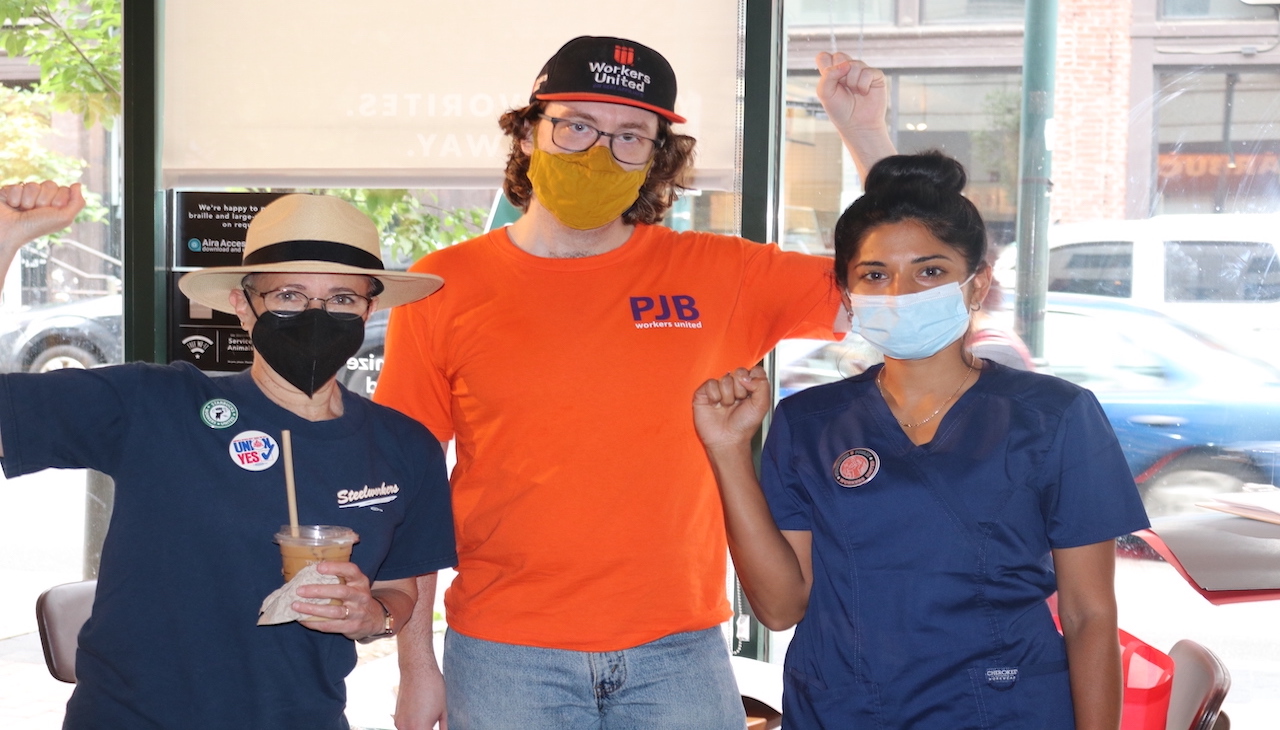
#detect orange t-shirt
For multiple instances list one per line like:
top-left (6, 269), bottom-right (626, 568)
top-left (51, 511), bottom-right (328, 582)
top-left (374, 224), bottom-right (840, 651)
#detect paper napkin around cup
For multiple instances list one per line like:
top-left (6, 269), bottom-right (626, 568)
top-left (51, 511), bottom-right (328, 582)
top-left (258, 564), bottom-right (341, 625)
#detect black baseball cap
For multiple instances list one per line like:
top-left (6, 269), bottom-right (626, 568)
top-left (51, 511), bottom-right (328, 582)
top-left (530, 36), bottom-right (686, 124)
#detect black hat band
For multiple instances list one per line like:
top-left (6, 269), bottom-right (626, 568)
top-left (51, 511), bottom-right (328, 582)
top-left (243, 239), bottom-right (385, 270)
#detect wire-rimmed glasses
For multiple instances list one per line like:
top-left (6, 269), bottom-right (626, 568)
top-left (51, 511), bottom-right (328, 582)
top-left (243, 286), bottom-right (372, 320)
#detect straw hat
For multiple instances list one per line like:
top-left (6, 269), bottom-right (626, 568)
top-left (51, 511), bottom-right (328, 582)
top-left (178, 194), bottom-right (444, 314)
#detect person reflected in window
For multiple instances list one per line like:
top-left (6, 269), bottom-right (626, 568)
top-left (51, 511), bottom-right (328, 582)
top-left (967, 253), bottom-right (1037, 371)
top-left (694, 152), bottom-right (1149, 730)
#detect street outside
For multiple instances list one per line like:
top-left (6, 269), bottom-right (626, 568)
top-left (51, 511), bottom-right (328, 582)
top-left (0, 469), bottom-right (80, 730)
top-left (1, 469), bottom-right (1278, 728)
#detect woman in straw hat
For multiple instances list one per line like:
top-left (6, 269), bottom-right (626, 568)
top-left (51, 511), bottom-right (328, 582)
top-left (0, 185), bottom-right (457, 730)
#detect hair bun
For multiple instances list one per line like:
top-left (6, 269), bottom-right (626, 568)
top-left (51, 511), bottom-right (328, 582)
top-left (864, 150), bottom-right (967, 197)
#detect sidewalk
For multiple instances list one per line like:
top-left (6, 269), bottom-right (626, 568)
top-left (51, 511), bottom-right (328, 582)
top-left (0, 469), bottom-right (82, 729)
top-left (0, 633), bottom-right (74, 730)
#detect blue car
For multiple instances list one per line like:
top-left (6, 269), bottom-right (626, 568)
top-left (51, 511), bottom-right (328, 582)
top-left (777, 292), bottom-right (1280, 517)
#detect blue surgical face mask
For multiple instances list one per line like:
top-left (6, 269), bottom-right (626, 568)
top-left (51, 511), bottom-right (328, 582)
top-left (847, 275), bottom-right (974, 360)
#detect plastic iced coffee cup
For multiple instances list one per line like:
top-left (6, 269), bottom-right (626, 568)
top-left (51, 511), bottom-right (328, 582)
top-left (275, 525), bottom-right (359, 583)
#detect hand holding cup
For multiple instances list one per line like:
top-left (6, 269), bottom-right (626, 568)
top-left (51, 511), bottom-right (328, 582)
top-left (293, 560), bottom-right (386, 640)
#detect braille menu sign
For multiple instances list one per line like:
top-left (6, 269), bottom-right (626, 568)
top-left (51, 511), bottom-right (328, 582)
top-left (174, 191), bottom-right (285, 268)
top-left (170, 191), bottom-right (285, 371)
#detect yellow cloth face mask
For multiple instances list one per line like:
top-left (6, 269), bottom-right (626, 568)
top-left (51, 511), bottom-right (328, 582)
top-left (527, 142), bottom-right (652, 230)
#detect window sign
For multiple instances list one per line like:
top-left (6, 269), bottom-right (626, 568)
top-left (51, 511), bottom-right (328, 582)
top-left (162, 0), bottom-right (740, 190)
top-left (169, 191), bottom-right (285, 372)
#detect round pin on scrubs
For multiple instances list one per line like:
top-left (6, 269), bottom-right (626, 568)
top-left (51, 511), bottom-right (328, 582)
top-left (833, 447), bottom-right (879, 488)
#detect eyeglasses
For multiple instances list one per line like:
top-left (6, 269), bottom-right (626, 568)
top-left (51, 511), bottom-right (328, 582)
top-left (540, 115), bottom-right (661, 165)
top-left (243, 286), bottom-right (373, 320)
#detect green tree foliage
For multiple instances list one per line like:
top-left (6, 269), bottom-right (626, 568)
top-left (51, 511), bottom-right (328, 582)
top-left (320, 189), bottom-right (487, 263)
top-left (0, 84), bottom-right (84, 181)
top-left (0, 85), bottom-right (106, 240)
top-left (0, 0), bottom-right (121, 128)
top-left (237, 188), bottom-right (489, 264)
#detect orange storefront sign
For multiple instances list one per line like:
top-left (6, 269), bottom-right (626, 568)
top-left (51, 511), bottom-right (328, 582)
top-left (1159, 152), bottom-right (1280, 179)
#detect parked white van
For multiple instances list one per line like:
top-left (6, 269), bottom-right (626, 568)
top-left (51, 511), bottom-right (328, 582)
top-left (1005, 214), bottom-right (1280, 365)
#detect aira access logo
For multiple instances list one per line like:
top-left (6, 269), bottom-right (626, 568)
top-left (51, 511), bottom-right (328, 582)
top-left (614, 45), bottom-right (634, 65)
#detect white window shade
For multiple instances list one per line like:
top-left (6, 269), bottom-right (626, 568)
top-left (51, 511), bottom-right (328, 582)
top-left (162, 1), bottom-right (742, 191)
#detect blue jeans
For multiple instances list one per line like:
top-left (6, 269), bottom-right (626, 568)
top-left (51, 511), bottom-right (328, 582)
top-left (443, 627), bottom-right (747, 730)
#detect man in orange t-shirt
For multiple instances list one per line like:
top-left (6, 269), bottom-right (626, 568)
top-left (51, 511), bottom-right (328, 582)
top-left (376, 36), bottom-right (895, 730)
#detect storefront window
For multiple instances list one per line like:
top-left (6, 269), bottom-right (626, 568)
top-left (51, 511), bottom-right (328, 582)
top-left (782, 70), bottom-right (1021, 251)
top-left (0, 2), bottom-right (121, 722)
top-left (786, 0), bottom-right (895, 26)
top-left (775, 2), bottom-right (1280, 725)
top-left (922, 0), bottom-right (1026, 24)
top-left (1161, 0), bottom-right (1276, 20)
top-left (1156, 71), bottom-right (1280, 214)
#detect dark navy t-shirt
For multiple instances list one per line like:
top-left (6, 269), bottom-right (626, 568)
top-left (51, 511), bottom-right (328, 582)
top-left (0, 362), bottom-right (456, 730)
top-left (761, 361), bottom-right (1150, 728)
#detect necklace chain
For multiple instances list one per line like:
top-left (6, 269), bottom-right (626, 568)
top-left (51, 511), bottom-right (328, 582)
top-left (876, 361), bottom-right (976, 429)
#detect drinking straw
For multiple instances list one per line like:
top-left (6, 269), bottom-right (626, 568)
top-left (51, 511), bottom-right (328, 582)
top-left (281, 429), bottom-right (299, 537)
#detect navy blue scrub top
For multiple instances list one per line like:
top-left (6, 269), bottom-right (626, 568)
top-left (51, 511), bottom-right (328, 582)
top-left (761, 361), bottom-right (1150, 729)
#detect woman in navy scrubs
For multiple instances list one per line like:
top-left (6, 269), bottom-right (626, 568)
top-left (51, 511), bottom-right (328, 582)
top-left (694, 152), bottom-right (1149, 729)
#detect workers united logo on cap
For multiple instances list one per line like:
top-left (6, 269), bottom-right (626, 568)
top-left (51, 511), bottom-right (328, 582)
top-left (228, 430), bottom-right (279, 472)
top-left (531, 36), bottom-right (685, 123)
top-left (200, 398), bottom-right (238, 429)
top-left (833, 448), bottom-right (879, 488)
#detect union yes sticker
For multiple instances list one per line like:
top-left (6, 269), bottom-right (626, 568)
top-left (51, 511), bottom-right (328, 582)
top-left (832, 447), bottom-right (879, 488)
top-left (228, 430), bottom-right (279, 472)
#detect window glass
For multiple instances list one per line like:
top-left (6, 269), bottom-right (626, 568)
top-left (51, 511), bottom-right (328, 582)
top-left (1156, 71), bottom-right (1280, 214)
top-left (782, 70), bottom-right (1022, 252)
top-left (787, 0), bottom-right (894, 26)
top-left (1047, 242), bottom-right (1134, 297)
top-left (921, 0), bottom-right (1026, 24)
top-left (1161, 0), bottom-right (1275, 20)
top-left (1041, 309), bottom-right (1169, 391)
top-left (897, 73), bottom-right (1022, 244)
top-left (0, 4), bottom-right (121, 722)
top-left (1164, 240), bottom-right (1280, 302)
top-left (776, 5), bottom-right (1280, 724)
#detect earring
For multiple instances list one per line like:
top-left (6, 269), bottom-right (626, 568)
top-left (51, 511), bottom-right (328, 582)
top-left (970, 302), bottom-right (981, 311)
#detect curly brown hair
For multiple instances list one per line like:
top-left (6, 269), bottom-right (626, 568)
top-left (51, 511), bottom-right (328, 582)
top-left (497, 102), bottom-right (698, 225)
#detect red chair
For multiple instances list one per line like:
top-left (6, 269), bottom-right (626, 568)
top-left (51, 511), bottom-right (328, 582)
top-left (1050, 604), bottom-right (1230, 730)
top-left (1120, 628), bottom-right (1175, 730)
